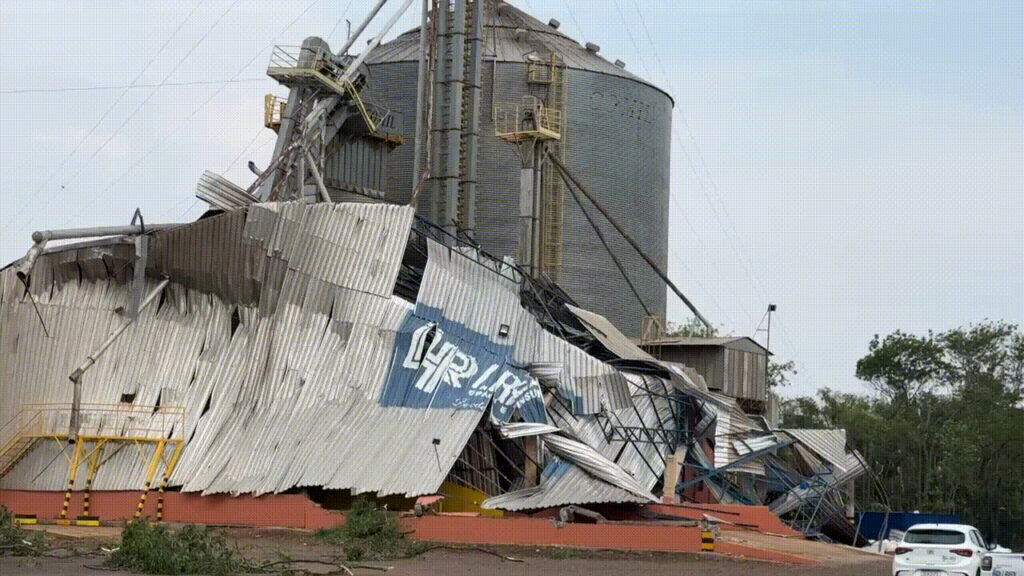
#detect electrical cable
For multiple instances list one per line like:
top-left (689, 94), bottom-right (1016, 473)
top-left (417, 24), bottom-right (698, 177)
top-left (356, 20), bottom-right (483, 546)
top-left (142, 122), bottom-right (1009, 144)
top-left (51, 0), bottom-right (326, 230)
top-left (1, 0), bottom-right (207, 232)
top-left (0, 77), bottom-right (266, 95)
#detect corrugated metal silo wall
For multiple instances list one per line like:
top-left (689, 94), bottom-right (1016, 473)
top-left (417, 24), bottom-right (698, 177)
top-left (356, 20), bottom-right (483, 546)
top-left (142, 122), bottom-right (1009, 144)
top-left (363, 61), bottom-right (670, 337)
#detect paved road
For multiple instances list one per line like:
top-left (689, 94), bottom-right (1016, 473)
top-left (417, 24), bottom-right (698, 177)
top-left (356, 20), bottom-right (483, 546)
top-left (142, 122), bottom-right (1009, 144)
top-left (3, 548), bottom-right (892, 575)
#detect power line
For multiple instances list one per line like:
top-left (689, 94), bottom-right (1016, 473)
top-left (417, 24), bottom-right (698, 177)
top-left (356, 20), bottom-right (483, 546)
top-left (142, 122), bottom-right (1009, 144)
top-left (17, 0), bottom-right (247, 235)
top-left (326, 0), bottom-right (356, 44)
top-left (0, 77), bottom-right (268, 95)
top-left (560, 0), bottom-right (747, 332)
top-left (52, 0), bottom-right (326, 230)
top-left (0, 0), bottom-right (207, 232)
top-left (630, 0), bottom-right (770, 297)
top-left (614, 0), bottom-right (777, 338)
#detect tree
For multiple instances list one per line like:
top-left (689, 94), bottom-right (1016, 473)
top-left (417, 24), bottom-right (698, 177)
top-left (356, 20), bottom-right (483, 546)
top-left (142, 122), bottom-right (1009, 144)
top-left (783, 321), bottom-right (1024, 548)
top-left (664, 317), bottom-right (719, 338)
top-left (768, 359), bottom-right (796, 389)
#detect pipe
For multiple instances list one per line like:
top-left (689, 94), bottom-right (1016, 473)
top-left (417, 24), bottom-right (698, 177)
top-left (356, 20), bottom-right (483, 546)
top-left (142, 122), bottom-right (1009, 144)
top-left (336, 0), bottom-right (388, 56)
top-left (430, 0), bottom-right (449, 225)
top-left (67, 278), bottom-right (170, 440)
top-left (410, 0), bottom-right (430, 201)
top-left (339, 0), bottom-right (416, 88)
top-left (16, 223), bottom-right (179, 285)
top-left (444, 0), bottom-right (467, 236)
top-left (461, 0), bottom-right (483, 233)
top-left (547, 152), bottom-right (713, 331)
top-left (302, 146), bottom-right (333, 203)
top-left (562, 164), bottom-right (651, 316)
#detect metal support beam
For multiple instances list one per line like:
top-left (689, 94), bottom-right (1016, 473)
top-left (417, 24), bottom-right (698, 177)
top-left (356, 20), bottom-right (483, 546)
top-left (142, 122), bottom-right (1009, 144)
top-left (336, 0), bottom-right (388, 56)
top-left (302, 146), bottom-right (333, 203)
top-left (411, 0), bottom-right (431, 200)
top-left (546, 152), bottom-right (713, 332)
top-left (68, 279), bottom-right (170, 441)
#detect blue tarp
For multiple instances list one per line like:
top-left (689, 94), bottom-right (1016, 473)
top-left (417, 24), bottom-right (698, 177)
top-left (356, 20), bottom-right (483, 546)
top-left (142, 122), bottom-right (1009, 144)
top-left (856, 511), bottom-right (961, 540)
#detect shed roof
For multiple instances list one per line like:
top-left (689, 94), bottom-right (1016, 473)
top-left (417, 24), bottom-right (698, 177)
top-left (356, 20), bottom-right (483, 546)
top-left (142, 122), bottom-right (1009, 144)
top-left (641, 336), bottom-right (771, 356)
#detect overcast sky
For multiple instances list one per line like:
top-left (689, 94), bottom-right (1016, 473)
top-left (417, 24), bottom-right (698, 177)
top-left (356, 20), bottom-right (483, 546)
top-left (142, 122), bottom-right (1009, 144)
top-left (1, 1), bottom-right (1021, 398)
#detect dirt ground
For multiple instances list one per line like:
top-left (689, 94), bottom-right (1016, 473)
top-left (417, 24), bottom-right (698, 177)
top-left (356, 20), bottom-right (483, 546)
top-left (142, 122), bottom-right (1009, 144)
top-left (2, 525), bottom-right (892, 576)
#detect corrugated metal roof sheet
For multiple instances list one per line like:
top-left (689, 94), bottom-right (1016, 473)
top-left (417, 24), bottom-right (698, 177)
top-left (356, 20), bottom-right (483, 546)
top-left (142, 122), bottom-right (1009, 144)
top-left (0, 201), bottom-right (661, 504)
top-left (565, 304), bottom-right (656, 362)
top-left (781, 428), bottom-right (848, 472)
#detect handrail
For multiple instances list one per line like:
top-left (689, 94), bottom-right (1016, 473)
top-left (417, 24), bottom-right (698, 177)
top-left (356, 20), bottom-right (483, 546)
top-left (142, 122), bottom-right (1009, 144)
top-left (1, 403), bottom-right (185, 448)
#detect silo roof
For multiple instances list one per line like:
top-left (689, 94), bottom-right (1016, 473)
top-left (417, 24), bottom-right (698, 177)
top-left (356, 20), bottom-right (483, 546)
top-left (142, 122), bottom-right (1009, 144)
top-left (365, 0), bottom-right (671, 99)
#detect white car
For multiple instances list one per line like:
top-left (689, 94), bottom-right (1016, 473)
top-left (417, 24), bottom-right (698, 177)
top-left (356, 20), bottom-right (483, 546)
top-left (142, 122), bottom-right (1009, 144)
top-left (982, 550), bottom-right (1024, 575)
top-left (892, 523), bottom-right (993, 576)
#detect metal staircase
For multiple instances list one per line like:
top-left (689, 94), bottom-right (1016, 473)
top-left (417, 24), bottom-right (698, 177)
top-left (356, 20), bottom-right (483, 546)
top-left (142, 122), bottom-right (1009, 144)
top-left (266, 45), bottom-right (401, 144)
top-left (0, 403), bottom-right (186, 523)
top-left (0, 406), bottom-right (51, 479)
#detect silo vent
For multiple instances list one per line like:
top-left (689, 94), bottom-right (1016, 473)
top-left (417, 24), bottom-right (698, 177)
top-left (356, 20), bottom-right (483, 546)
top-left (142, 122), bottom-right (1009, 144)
top-left (585, 42), bottom-right (600, 53)
top-left (548, 18), bottom-right (561, 29)
top-left (497, 5), bottom-right (512, 17)
top-left (514, 28), bottom-right (530, 43)
top-left (614, 59), bottom-right (626, 69)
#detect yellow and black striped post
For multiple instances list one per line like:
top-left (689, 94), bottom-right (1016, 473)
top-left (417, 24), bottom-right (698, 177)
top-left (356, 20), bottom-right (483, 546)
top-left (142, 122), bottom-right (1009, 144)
top-left (155, 440), bottom-right (184, 523)
top-left (134, 441), bottom-right (166, 520)
top-left (79, 443), bottom-right (103, 524)
top-left (155, 476), bottom-right (167, 522)
top-left (58, 440), bottom-right (84, 526)
top-left (701, 529), bottom-right (715, 552)
top-left (13, 514), bottom-right (37, 526)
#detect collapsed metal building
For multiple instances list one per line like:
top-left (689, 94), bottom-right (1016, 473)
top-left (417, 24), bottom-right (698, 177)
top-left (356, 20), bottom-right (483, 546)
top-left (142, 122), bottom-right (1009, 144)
top-left (0, 0), bottom-right (866, 542)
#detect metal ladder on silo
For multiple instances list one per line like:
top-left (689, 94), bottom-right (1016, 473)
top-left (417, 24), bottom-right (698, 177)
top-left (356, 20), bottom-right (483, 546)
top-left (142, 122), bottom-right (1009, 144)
top-left (529, 54), bottom-right (567, 279)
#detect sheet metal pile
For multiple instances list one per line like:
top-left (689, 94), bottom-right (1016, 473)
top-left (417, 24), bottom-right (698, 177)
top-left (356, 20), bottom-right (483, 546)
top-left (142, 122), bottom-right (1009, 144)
top-left (0, 201), bottom-right (864, 539)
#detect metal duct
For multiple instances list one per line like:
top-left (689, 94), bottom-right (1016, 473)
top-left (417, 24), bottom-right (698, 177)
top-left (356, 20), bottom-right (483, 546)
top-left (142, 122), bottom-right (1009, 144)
top-left (429, 0), bottom-right (450, 225)
top-left (444, 0), bottom-right (467, 236)
top-left (461, 0), bottom-right (484, 233)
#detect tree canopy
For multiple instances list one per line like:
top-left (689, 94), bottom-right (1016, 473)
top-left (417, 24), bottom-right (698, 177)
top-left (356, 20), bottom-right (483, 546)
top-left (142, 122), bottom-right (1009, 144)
top-left (781, 321), bottom-right (1024, 548)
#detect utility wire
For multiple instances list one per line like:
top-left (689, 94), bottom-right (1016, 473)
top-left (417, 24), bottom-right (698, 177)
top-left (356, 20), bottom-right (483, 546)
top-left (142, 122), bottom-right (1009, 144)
top-left (561, 0), bottom-right (744, 332)
top-left (0, 77), bottom-right (267, 95)
top-left (606, 0), bottom-right (780, 342)
top-left (19, 0), bottom-right (246, 235)
top-left (53, 0), bottom-right (326, 230)
top-left (628, 1), bottom-right (803, 358)
top-left (1, 0), bottom-right (206, 232)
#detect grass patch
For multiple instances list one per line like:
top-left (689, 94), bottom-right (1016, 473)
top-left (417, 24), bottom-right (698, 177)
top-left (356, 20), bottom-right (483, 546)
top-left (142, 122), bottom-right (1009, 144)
top-left (0, 506), bottom-right (45, 556)
top-left (104, 520), bottom-right (255, 574)
top-left (315, 496), bottom-right (411, 561)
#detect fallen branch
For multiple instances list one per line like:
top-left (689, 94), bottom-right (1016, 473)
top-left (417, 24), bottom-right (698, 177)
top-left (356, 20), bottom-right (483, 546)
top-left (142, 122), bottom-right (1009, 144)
top-left (406, 543), bottom-right (524, 563)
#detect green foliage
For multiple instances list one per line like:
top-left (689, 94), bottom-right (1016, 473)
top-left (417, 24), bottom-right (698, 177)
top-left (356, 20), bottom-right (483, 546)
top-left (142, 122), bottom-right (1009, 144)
top-left (786, 321), bottom-right (1024, 548)
top-left (0, 506), bottom-right (45, 556)
top-left (768, 359), bottom-right (797, 389)
top-left (665, 317), bottom-right (719, 338)
top-left (317, 497), bottom-right (405, 561)
top-left (105, 520), bottom-right (255, 574)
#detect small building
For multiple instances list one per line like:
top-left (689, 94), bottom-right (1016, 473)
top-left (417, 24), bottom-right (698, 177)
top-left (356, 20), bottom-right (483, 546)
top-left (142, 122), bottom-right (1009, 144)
top-left (641, 337), bottom-right (770, 412)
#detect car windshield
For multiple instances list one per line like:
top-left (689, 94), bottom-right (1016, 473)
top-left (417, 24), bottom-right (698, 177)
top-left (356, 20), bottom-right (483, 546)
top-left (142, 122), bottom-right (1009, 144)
top-left (904, 529), bottom-right (966, 545)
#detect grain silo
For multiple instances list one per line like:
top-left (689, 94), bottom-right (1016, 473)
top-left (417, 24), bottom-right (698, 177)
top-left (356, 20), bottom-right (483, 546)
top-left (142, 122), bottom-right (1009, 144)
top-left (361, 0), bottom-right (672, 337)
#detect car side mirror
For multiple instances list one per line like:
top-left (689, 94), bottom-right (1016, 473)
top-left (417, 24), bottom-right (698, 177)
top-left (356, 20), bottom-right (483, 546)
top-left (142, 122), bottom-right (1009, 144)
top-left (987, 542), bottom-right (998, 551)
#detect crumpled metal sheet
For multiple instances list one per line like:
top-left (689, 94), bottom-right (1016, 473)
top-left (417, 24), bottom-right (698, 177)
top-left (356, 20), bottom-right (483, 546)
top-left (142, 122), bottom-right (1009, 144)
top-left (779, 428), bottom-right (849, 472)
top-left (195, 171), bottom-right (257, 211)
top-left (0, 200), bottom-right (653, 503)
top-left (768, 450), bottom-right (867, 516)
top-left (564, 304), bottom-right (656, 362)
